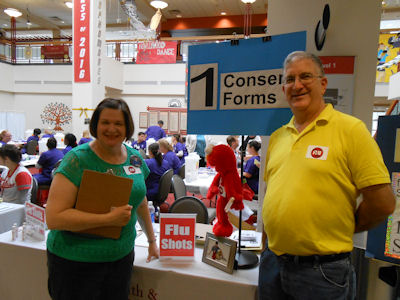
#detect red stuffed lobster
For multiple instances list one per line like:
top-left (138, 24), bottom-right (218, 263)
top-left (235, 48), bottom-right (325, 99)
top-left (206, 144), bottom-right (253, 237)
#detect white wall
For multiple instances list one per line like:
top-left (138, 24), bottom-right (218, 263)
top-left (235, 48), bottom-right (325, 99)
top-left (14, 94), bottom-right (73, 133)
top-left (0, 91), bottom-right (15, 111)
top-left (0, 63), bottom-right (14, 92)
top-left (267, 0), bottom-right (381, 130)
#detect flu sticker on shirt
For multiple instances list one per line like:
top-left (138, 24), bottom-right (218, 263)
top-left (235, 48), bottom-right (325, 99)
top-left (123, 166), bottom-right (142, 175)
top-left (306, 145), bottom-right (329, 160)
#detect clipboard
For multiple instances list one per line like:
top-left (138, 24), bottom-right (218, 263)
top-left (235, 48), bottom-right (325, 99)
top-left (75, 169), bottom-right (133, 239)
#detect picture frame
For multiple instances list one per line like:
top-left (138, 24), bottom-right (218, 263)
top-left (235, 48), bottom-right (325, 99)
top-left (202, 232), bottom-right (237, 274)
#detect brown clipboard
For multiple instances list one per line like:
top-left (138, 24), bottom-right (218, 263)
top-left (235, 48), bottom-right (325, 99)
top-left (75, 169), bottom-right (133, 239)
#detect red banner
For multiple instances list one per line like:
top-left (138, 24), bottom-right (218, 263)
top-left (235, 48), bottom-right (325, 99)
top-left (319, 56), bottom-right (355, 74)
top-left (159, 214), bottom-right (196, 258)
top-left (41, 45), bottom-right (69, 59)
top-left (136, 41), bottom-right (177, 64)
top-left (74, 0), bottom-right (90, 82)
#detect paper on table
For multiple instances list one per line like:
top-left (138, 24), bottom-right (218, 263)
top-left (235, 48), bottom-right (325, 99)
top-left (230, 230), bottom-right (262, 249)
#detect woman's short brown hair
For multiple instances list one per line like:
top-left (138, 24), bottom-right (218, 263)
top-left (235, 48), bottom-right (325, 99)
top-left (90, 98), bottom-right (134, 141)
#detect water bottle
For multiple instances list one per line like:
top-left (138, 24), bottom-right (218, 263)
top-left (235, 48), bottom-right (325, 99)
top-left (148, 201), bottom-right (155, 223)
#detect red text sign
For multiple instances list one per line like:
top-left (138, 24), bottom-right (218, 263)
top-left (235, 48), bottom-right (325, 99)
top-left (41, 45), bottom-right (69, 59)
top-left (159, 214), bottom-right (196, 258)
top-left (74, 0), bottom-right (90, 82)
top-left (319, 56), bottom-right (355, 74)
top-left (136, 41), bottom-right (177, 64)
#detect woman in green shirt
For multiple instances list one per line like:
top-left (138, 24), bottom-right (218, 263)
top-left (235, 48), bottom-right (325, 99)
top-left (45, 98), bottom-right (159, 300)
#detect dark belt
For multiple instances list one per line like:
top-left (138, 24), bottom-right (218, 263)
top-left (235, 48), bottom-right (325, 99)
top-left (279, 252), bottom-right (351, 265)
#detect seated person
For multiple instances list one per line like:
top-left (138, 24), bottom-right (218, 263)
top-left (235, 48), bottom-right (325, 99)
top-left (227, 135), bottom-right (240, 165)
top-left (42, 129), bottom-right (54, 139)
top-left (63, 133), bottom-right (78, 155)
top-left (132, 132), bottom-right (147, 150)
top-left (0, 130), bottom-right (12, 146)
top-left (33, 137), bottom-right (64, 185)
top-left (172, 134), bottom-right (188, 165)
top-left (145, 143), bottom-right (170, 203)
top-left (159, 139), bottom-right (181, 174)
top-left (145, 120), bottom-right (166, 141)
top-left (0, 145), bottom-right (32, 204)
top-left (78, 130), bottom-right (92, 145)
top-left (243, 141), bottom-right (261, 194)
top-left (21, 128), bottom-right (41, 154)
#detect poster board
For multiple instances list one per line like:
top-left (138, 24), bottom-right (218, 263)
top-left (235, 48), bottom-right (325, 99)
top-left (159, 112), bottom-right (169, 130)
top-left (148, 111), bottom-right (159, 127)
top-left (139, 112), bottom-right (148, 128)
top-left (366, 115), bottom-right (400, 264)
top-left (187, 31), bottom-right (306, 135)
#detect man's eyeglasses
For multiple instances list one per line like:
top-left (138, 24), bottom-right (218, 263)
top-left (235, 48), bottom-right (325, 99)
top-left (283, 73), bottom-right (323, 86)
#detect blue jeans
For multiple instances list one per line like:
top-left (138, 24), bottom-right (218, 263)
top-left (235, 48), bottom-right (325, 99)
top-left (258, 248), bottom-right (356, 300)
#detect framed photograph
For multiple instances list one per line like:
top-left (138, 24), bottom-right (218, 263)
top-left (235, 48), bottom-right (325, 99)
top-left (202, 232), bottom-right (237, 274)
top-left (139, 112), bottom-right (148, 128)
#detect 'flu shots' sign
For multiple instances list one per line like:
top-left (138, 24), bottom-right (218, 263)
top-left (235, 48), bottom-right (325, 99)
top-left (159, 213), bottom-right (196, 259)
top-left (187, 31), bottom-right (306, 135)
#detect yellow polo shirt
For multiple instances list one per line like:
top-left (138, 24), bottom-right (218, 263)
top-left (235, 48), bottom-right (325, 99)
top-left (263, 104), bottom-right (390, 256)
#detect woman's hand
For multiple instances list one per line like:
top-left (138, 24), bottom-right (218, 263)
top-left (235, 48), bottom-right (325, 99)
top-left (107, 204), bottom-right (133, 227)
top-left (147, 241), bottom-right (160, 262)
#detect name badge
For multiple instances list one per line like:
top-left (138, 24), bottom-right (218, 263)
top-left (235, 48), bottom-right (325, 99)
top-left (123, 166), bottom-right (142, 175)
top-left (306, 145), bottom-right (329, 161)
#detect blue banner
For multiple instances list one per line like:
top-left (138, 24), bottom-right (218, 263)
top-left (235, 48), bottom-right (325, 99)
top-left (187, 31), bottom-right (306, 135)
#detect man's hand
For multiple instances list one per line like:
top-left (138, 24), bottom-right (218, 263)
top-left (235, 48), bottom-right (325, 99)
top-left (355, 184), bottom-right (395, 232)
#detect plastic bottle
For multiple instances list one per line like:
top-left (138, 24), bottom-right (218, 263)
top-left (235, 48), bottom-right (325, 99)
top-left (11, 223), bottom-right (18, 241)
top-left (148, 201), bottom-right (155, 223)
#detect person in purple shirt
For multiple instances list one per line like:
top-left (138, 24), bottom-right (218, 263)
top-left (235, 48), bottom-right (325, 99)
top-left (63, 133), bottom-right (77, 155)
top-left (145, 120), bottom-right (166, 141)
top-left (159, 139), bottom-right (180, 174)
top-left (33, 137), bottom-right (64, 185)
top-left (145, 143), bottom-right (170, 203)
top-left (78, 130), bottom-right (92, 145)
top-left (243, 141), bottom-right (261, 194)
top-left (21, 128), bottom-right (41, 154)
top-left (132, 132), bottom-right (147, 150)
top-left (171, 134), bottom-right (188, 165)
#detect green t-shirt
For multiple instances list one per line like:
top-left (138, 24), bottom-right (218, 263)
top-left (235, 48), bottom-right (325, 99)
top-left (46, 143), bottom-right (150, 262)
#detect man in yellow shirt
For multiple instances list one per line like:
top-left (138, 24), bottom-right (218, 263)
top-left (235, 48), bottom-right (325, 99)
top-left (259, 51), bottom-right (396, 300)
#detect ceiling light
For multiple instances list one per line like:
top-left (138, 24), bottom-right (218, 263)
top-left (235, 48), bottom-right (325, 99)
top-left (150, 1), bottom-right (168, 9)
top-left (60, 20), bottom-right (65, 24)
top-left (241, 0), bottom-right (256, 3)
top-left (221, 12), bottom-right (227, 15)
top-left (2, 24), bottom-right (8, 27)
top-left (65, 1), bottom-right (73, 9)
top-left (176, 14), bottom-right (182, 18)
top-left (27, 21), bottom-right (32, 26)
top-left (4, 8), bottom-right (22, 18)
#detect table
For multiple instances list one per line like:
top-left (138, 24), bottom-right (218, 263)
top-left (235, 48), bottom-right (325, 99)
top-left (21, 156), bottom-right (39, 167)
top-left (0, 202), bottom-right (25, 234)
top-left (184, 174), bottom-right (215, 197)
top-left (0, 229), bottom-right (258, 300)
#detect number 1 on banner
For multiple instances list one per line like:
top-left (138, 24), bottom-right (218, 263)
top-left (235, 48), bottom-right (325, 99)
top-left (189, 63), bottom-right (218, 111)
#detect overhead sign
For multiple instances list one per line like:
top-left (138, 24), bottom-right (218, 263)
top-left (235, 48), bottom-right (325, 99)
top-left (41, 45), bottom-right (69, 60)
top-left (136, 41), bottom-right (178, 64)
top-left (187, 31), bottom-right (306, 135)
top-left (159, 213), bottom-right (196, 259)
top-left (74, 0), bottom-right (90, 82)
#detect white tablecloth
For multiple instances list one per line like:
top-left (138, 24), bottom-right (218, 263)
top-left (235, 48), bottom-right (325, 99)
top-left (184, 174), bottom-right (215, 197)
top-left (0, 202), bottom-right (25, 234)
top-left (0, 229), bottom-right (258, 300)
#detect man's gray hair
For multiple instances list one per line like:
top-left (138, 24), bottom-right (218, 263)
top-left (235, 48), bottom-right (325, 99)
top-left (283, 51), bottom-right (325, 76)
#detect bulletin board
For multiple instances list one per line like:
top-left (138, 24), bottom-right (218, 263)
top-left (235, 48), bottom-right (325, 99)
top-left (366, 115), bottom-right (400, 264)
top-left (139, 107), bottom-right (187, 135)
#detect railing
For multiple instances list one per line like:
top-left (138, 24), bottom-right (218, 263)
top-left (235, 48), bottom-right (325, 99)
top-left (0, 39), bottom-right (189, 64)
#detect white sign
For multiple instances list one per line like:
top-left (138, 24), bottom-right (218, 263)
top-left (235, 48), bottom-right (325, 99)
top-left (25, 202), bottom-right (46, 241)
top-left (384, 172), bottom-right (400, 258)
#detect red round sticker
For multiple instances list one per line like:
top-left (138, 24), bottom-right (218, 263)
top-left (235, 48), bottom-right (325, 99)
top-left (311, 147), bottom-right (323, 158)
top-left (128, 166), bottom-right (136, 174)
